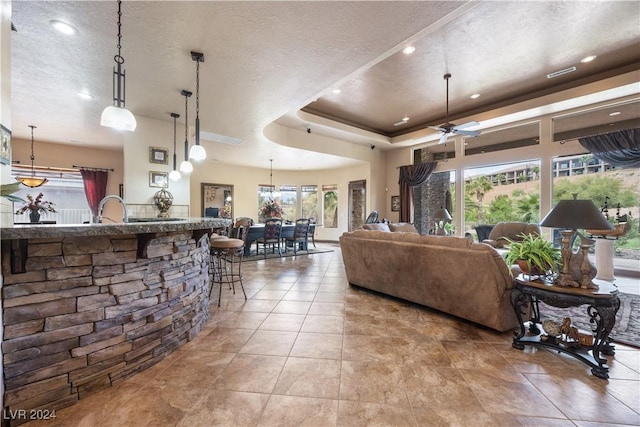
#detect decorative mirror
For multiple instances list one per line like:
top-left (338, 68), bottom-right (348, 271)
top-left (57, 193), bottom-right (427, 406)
top-left (201, 183), bottom-right (233, 219)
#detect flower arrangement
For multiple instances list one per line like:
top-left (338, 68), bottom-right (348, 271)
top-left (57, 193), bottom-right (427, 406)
top-left (259, 199), bottom-right (284, 220)
top-left (220, 203), bottom-right (232, 219)
top-left (15, 193), bottom-right (56, 215)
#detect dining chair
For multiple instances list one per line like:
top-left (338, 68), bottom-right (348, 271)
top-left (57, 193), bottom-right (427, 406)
top-left (256, 218), bottom-right (283, 258)
top-left (365, 210), bottom-right (379, 224)
top-left (285, 218), bottom-right (310, 255)
top-left (307, 217), bottom-right (317, 248)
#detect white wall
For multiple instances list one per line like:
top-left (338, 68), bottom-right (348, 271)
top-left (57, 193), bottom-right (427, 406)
top-left (189, 158), bottom-right (371, 241)
top-left (123, 116), bottom-right (190, 211)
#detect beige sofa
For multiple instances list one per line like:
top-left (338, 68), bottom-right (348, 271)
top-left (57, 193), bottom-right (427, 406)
top-left (339, 229), bottom-right (518, 331)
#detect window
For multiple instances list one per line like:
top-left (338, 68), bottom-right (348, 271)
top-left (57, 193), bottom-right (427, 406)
top-left (552, 154), bottom-right (639, 264)
top-left (257, 184), bottom-right (274, 207)
top-left (11, 167), bottom-right (91, 224)
top-left (322, 184), bottom-right (338, 228)
top-left (301, 185), bottom-right (318, 220)
top-left (463, 160), bottom-right (541, 237)
top-left (278, 185), bottom-right (297, 220)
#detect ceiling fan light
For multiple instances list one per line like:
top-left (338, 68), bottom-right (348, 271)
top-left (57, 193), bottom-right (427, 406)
top-left (169, 170), bottom-right (181, 181)
top-left (189, 144), bottom-right (206, 162)
top-left (101, 105), bottom-right (137, 131)
top-left (179, 160), bottom-right (193, 174)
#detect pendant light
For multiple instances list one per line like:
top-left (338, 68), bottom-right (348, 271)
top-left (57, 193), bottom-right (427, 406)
top-left (260, 159), bottom-right (281, 199)
top-left (188, 51), bottom-right (206, 161)
top-left (179, 90), bottom-right (193, 174)
top-left (100, 0), bottom-right (137, 131)
top-left (169, 112), bottom-right (181, 181)
top-left (17, 125), bottom-right (48, 188)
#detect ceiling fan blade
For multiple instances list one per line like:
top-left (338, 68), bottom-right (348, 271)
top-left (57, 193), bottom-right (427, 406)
top-left (453, 121), bottom-right (479, 130)
top-left (427, 125), bottom-right (445, 132)
top-left (453, 129), bottom-right (480, 137)
top-left (438, 133), bottom-right (449, 144)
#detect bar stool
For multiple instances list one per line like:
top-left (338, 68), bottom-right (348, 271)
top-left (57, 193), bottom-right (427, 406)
top-left (209, 237), bottom-right (247, 306)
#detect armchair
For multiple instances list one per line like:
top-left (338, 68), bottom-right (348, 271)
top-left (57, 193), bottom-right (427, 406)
top-left (483, 221), bottom-right (541, 248)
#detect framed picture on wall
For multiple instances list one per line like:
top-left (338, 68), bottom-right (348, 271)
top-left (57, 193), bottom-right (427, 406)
top-left (391, 195), bottom-right (400, 212)
top-left (149, 147), bottom-right (168, 165)
top-left (0, 125), bottom-right (11, 165)
top-left (149, 171), bottom-right (168, 188)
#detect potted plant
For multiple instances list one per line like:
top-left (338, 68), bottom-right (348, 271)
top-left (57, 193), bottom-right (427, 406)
top-left (15, 192), bottom-right (56, 223)
top-left (504, 233), bottom-right (560, 278)
top-left (259, 199), bottom-right (284, 222)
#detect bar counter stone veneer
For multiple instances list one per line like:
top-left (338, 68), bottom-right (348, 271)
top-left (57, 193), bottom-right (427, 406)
top-left (0, 219), bottom-right (229, 425)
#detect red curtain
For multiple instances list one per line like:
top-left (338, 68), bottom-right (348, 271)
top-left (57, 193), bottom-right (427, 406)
top-left (80, 169), bottom-right (109, 218)
top-left (398, 162), bottom-right (437, 223)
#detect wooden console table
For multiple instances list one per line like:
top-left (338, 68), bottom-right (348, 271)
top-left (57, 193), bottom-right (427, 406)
top-left (511, 275), bottom-right (620, 379)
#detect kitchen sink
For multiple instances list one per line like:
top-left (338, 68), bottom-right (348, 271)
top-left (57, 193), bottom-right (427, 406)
top-left (127, 218), bottom-right (186, 223)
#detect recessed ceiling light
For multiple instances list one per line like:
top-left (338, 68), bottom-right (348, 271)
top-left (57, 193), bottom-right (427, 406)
top-left (402, 46), bottom-right (416, 55)
top-left (609, 111), bottom-right (621, 116)
top-left (332, 88), bottom-right (341, 94)
top-left (77, 91), bottom-right (93, 100)
top-left (547, 66), bottom-right (576, 79)
top-left (50, 20), bottom-right (77, 35)
top-left (470, 93), bottom-right (480, 99)
top-left (393, 116), bottom-right (410, 126)
top-left (581, 55), bottom-right (597, 63)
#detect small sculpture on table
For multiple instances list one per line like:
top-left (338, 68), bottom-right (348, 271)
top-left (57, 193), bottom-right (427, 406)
top-left (559, 317), bottom-right (580, 349)
top-left (154, 189), bottom-right (173, 218)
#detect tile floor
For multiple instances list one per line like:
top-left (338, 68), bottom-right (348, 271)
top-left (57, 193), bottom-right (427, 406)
top-left (26, 244), bottom-right (640, 427)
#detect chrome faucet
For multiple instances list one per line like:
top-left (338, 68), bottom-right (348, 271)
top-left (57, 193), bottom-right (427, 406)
top-left (97, 195), bottom-right (128, 223)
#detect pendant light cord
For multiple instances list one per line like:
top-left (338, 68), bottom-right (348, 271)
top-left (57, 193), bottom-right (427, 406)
top-left (115, 0), bottom-right (124, 65)
top-left (196, 60), bottom-right (200, 119)
top-left (29, 125), bottom-right (36, 178)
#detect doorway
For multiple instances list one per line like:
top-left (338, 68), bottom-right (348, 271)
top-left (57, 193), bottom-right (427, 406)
top-left (348, 180), bottom-right (366, 231)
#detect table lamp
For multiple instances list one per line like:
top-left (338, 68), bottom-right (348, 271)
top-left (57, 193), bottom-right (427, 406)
top-left (540, 195), bottom-right (613, 289)
top-left (433, 207), bottom-right (452, 235)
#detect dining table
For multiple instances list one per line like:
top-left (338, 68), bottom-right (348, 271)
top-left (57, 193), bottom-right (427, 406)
top-left (241, 223), bottom-right (315, 256)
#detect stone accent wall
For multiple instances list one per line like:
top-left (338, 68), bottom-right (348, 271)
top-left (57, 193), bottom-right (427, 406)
top-left (1, 231), bottom-right (210, 425)
top-left (413, 149), bottom-right (452, 234)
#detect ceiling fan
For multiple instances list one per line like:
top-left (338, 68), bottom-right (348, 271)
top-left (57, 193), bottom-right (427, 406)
top-left (428, 73), bottom-right (480, 144)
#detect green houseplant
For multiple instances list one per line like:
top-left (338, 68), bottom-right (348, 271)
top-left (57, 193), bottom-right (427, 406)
top-left (504, 233), bottom-right (561, 278)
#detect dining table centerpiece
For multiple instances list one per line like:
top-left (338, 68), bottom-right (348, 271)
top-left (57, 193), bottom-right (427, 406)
top-left (15, 192), bottom-right (56, 223)
top-left (259, 199), bottom-right (284, 222)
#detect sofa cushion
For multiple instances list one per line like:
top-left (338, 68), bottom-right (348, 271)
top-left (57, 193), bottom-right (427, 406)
top-left (363, 223), bottom-right (391, 232)
top-left (388, 222), bottom-right (418, 233)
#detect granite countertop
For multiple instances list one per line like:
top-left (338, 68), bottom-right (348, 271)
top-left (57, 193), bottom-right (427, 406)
top-left (0, 217), bottom-right (231, 240)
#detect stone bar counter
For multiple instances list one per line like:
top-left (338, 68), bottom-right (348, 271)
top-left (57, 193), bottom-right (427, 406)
top-left (0, 218), bottom-right (229, 424)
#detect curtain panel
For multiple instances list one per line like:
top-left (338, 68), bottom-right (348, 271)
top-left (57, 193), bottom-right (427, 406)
top-left (80, 169), bottom-right (109, 219)
top-left (578, 128), bottom-right (640, 168)
top-left (398, 162), bottom-right (437, 222)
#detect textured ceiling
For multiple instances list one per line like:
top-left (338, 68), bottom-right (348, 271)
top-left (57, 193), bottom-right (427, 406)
top-left (9, 1), bottom-right (640, 171)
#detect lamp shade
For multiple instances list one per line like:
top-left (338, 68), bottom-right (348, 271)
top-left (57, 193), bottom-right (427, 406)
top-left (100, 106), bottom-right (137, 131)
top-left (179, 160), bottom-right (193, 174)
top-left (540, 198), bottom-right (613, 230)
top-left (189, 144), bottom-right (206, 162)
top-left (169, 170), bottom-right (181, 181)
top-left (433, 207), bottom-right (452, 221)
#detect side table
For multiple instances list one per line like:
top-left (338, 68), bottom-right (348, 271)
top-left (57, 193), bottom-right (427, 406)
top-left (511, 275), bottom-right (620, 379)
